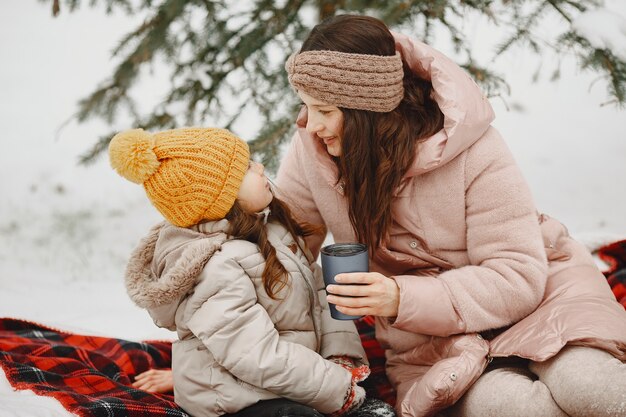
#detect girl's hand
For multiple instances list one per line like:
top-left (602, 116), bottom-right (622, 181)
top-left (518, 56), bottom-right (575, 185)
top-left (330, 381), bottom-right (366, 417)
top-left (132, 368), bottom-right (174, 394)
top-left (326, 272), bottom-right (400, 317)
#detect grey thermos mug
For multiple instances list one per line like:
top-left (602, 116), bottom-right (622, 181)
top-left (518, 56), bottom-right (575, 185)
top-left (320, 243), bottom-right (368, 320)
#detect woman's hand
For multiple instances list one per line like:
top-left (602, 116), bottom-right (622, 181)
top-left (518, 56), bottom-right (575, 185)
top-left (132, 368), bottom-right (174, 394)
top-left (326, 272), bottom-right (400, 317)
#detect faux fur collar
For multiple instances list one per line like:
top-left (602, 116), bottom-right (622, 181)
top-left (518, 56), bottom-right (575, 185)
top-left (125, 221), bottom-right (227, 309)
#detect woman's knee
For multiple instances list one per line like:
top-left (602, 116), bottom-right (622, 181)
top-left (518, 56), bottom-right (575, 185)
top-left (530, 346), bottom-right (626, 417)
top-left (447, 362), bottom-right (567, 417)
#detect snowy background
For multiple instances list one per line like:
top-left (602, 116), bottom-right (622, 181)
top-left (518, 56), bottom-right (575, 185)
top-left (1, 0), bottom-right (625, 346)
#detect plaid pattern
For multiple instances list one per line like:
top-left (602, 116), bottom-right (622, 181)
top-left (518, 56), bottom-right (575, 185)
top-left (0, 318), bottom-right (188, 417)
top-left (355, 316), bottom-right (396, 407)
top-left (598, 239), bottom-right (626, 308)
top-left (0, 316), bottom-right (395, 414)
top-left (2, 240), bottom-right (624, 415)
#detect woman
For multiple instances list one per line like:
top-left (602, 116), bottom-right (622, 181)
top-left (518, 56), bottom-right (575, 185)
top-left (276, 13), bottom-right (626, 417)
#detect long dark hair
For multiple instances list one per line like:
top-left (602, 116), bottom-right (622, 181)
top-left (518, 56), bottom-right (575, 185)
top-left (300, 15), bottom-right (444, 252)
top-left (225, 197), bottom-right (323, 299)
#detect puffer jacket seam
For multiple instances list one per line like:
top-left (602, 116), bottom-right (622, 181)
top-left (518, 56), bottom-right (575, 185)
top-left (322, 329), bottom-right (357, 337)
top-left (224, 327), bottom-right (329, 401)
top-left (220, 255), bottom-right (327, 399)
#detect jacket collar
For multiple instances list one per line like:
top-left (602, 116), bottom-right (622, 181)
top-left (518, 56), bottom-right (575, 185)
top-left (125, 221), bottom-right (228, 310)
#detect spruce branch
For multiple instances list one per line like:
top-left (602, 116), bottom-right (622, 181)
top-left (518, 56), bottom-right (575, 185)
top-left (248, 112), bottom-right (301, 173)
top-left (560, 32), bottom-right (626, 107)
top-left (39, 0), bottom-right (625, 169)
top-left (462, 62), bottom-right (510, 97)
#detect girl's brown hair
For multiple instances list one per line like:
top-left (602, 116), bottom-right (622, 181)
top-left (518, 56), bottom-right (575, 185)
top-left (300, 14), bottom-right (445, 252)
top-left (225, 197), bottom-right (323, 299)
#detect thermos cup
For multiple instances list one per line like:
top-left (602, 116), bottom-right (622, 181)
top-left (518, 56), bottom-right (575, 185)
top-left (320, 243), bottom-right (368, 320)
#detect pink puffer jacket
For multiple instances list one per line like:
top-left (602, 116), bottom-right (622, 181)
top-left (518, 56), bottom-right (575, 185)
top-left (276, 32), bottom-right (626, 417)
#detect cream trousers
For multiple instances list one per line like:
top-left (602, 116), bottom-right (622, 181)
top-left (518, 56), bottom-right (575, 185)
top-left (445, 346), bottom-right (626, 417)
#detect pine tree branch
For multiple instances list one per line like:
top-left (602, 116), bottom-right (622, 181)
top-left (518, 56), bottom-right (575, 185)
top-left (560, 32), bottom-right (626, 107)
top-left (493, 2), bottom-right (548, 56)
top-left (248, 111), bottom-right (300, 173)
top-left (547, 0), bottom-right (574, 23)
top-left (42, 0), bottom-right (624, 168)
top-left (461, 62), bottom-right (510, 97)
top-left (47, 0), bottom-right (134, 16)
top-left (562, 0), bottom-right (594, 12)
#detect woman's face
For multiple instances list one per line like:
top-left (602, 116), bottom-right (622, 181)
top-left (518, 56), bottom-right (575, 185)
top-left (298, 90), bottom-right (344, 157)
top-left (236, 160), bottom-right (273, 213)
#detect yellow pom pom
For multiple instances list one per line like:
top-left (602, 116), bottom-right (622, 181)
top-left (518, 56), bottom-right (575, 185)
top-left (108, 129), bottom-right (160, 184)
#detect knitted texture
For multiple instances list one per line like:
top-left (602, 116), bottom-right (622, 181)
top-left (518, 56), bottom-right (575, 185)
top-left (285, 50), bottom-right (404, 112)
top-left (109, 127), bottom-right (249, 227)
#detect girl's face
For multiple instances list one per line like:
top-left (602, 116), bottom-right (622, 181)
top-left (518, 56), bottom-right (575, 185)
top-left (298, 90), bottom-right (344, 157)
top-left (237, 160), bottom-right (273, 212)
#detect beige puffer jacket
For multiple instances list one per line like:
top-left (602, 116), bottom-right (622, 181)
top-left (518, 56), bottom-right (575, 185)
top-left (125, 219), bottom-right (366, 417)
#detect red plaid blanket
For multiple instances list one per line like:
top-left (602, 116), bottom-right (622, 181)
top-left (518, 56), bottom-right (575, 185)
top-left (0, 318), bottom-right (188, 417)
top-left (354, 315), bottom-right (396, 406)
top-left (598, 239), bottom-right (626, 308)
top-left (2, 240), bottom-right (624, 415)
top-left (0, 316), bottom-right (394, 415)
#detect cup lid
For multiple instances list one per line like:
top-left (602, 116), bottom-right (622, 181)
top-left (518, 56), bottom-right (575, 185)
top-left (321, 243), bottom-right (367, 257)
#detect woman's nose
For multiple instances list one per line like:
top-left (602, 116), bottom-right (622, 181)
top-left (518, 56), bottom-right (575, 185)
top-left (306, 119), bottom-right (323, 134)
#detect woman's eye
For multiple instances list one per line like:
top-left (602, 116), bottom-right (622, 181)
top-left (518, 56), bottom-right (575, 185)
top-left (319, 110), bottom-right (330, 115)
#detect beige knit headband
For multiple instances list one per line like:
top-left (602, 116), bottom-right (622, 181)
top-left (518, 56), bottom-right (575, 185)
top-left (285, 50), bottom-right (405, 113)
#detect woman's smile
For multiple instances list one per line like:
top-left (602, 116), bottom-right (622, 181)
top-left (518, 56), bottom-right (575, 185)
top-left (320, 135), bottom-right (337, 145)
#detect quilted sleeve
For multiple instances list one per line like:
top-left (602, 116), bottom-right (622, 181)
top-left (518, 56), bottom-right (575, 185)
top-left (392, 131), bottom-right (548, 336)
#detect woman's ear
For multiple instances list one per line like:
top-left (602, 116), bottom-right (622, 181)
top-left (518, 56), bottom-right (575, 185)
top-left (296, 105), bottom-right (308, 128)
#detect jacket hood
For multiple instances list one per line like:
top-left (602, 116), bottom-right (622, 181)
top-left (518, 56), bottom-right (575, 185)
top-left (295, 32), bottom-right (495, 179)
top-left (125, 221), bottom-right (228, 325)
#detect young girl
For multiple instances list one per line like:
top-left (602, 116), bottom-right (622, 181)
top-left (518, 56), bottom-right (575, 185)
top-left (108, 127), bottom-right (395, 417)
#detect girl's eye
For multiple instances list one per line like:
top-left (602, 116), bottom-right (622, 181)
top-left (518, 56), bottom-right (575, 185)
top-left (319, 110), bottom-right (330, 115)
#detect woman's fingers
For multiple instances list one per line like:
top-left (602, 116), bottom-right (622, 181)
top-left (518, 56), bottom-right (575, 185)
top-left (326, 294), bottom-right (370, 307)
top-left (334, 272), bottom-right (378, 284)
top-left (327, 272), bottom-right (386, 296)
top-left (326, 272), bottom-right (400, 317)
top-left (335, 305), bottom-right (371, 316)
top-left (326, 284), bottom-right (368, 297)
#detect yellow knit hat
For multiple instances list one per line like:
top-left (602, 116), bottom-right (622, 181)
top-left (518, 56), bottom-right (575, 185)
top-left (109, 127), bottom-right (250, 227)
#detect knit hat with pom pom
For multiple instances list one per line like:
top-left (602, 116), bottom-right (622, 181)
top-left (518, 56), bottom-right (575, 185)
top-left (109, 127), bottom-right (250, 227)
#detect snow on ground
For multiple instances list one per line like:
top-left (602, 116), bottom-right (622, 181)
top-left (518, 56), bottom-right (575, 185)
top-left (0, 1), bottom-right (625, 345)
